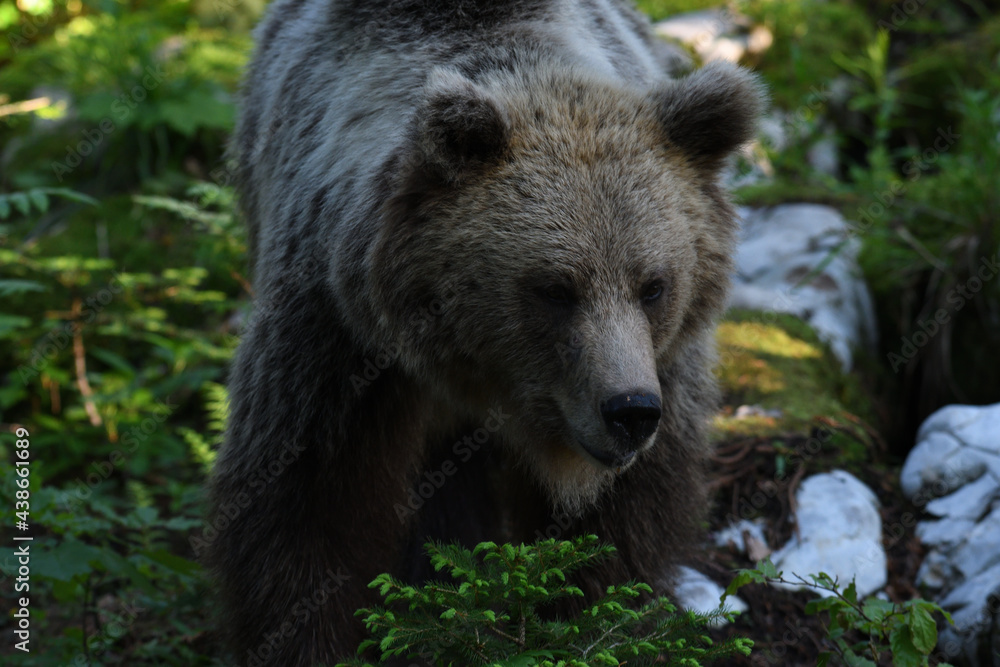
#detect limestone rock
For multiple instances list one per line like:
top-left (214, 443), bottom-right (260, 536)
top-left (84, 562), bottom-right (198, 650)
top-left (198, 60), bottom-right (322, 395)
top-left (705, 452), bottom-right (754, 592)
top-left (673, 565), bottom-right (748, 626)
top-left (654, 9), bottom-right (772, 64)
top-left (904, 403), bottom-right (1000, 666)
top-left (714, 518), bottom-right (770, 557)
top-left (771, 471), bottom-right (887, 598)
top-left (730, 205), bottom-right (877, 371)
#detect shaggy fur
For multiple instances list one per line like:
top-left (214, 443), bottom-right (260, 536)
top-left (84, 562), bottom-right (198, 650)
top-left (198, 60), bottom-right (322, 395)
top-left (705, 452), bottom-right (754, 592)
top-left (207, 1), bottom-right (765, 664)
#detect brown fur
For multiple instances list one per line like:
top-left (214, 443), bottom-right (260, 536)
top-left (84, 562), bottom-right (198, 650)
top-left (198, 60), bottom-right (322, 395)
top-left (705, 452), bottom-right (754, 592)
top-left (206, 2), bottom-right (765, 664)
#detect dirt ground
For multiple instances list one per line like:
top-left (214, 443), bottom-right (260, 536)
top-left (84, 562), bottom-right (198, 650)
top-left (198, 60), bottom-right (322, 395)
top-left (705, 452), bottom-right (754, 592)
top-left (701, 428), bottom-right (932, 666)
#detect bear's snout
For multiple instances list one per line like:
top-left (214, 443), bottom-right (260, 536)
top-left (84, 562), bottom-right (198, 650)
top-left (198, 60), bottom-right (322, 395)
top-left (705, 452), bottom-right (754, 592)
top-left (599, 391), bottom-right (662, 451)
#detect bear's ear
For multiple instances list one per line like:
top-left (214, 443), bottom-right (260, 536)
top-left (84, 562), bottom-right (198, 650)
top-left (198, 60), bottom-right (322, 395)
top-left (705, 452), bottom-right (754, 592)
top-left (652, 62), bottom-right (767, 171)
top-left (408, 68), bottom-right (510, 184)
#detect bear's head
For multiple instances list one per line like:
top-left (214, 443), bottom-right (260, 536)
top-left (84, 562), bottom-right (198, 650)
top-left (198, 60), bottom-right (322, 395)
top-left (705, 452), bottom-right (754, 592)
top-left (370, 60), bottom-right (765, 509)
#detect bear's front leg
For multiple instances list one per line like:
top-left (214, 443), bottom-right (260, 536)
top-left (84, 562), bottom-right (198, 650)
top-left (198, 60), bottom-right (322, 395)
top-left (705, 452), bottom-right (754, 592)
top-left (207, 288), bottom-right (428, 665)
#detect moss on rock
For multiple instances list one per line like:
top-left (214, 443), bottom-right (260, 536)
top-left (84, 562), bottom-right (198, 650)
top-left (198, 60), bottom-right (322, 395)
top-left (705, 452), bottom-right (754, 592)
top-left (712, 309), bottom-right (874, 452)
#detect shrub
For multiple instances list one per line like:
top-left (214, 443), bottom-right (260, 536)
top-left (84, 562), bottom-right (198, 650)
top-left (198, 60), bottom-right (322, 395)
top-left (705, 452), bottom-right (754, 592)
top-left (340, 535), bottom-right (752, 667)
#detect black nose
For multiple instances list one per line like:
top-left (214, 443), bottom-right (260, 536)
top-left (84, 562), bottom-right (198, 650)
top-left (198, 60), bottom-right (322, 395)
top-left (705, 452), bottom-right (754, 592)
top-left (601, 392), bottom-right (661, 445)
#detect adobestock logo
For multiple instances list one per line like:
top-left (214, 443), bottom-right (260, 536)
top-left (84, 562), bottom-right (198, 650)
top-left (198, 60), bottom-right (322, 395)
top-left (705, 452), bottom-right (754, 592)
top-left (851, 126), bottom-right (961, 239)
top-left (393, 407), bottom-right (510, 523)
top-left (887, 250), bottom-right (1000, 372)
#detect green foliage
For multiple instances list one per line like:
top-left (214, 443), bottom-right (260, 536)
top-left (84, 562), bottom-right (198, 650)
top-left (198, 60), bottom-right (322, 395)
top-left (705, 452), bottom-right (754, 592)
top-left (725, 560), bottom-right (954, 667)
top-left (731, 3), bottom-right (878, 205)
top-left (0, 186), bottom-right (98, 219)
top-left (341, 536), bottom-right (752, 667)
top-left (742, 0), bottom-right (875, 108)
top-left (834, 30), bottom-right (1000, 412)
top-left (833, 30), bottom-right (897, 183)
top-left (178, 381), bottom-right (228, 474)
top-left (0, 3), bottom-right (251, 654)
top-left (0, 476), bottom-right (208, 664)
top-left (1, 0), bottom-right (249, 190)
top-left (0, 181), bottom-right (242, 662)
top-left (0, 12), bottom-right (248, 659)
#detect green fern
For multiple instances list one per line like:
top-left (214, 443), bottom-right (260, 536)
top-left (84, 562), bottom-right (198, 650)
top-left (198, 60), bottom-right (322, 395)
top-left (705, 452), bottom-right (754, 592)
top-left (178, 381), bottom-right (229, 473)
top-left (0, 187), bottom-right (98, 219)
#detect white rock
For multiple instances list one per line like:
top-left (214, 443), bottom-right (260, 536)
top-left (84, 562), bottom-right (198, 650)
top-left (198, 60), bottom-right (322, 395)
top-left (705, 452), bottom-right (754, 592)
top-left (729, 205), bottom-right (877, 371)
top-left (918, 404), bottom-right (1000, 447)
top-left (714, 518), bottom-right (769, 555)
top-left (757, 114), bottom-right (788, 151)
top-left (902, 404), bottom-right (1000, 501)
top-left (906, 402), bottom-right (1000, 665)
top-left (917, 550), bottom-right (957, 590)
top-left (700, 36), bottom-right (746, 63)
top-left (771, 471), bottom-right (886, 598)
top-left (939, 560), bottom-right (1000, 631)
top-left (654, 10), bottom-right (736, 45)
top-left (735, 205), bottom-right (845, 278)
top-left (925, 473), bottom-right (1000, 520)
top-left (901, 430), bottom-right (965, 499)
top-left (673, 565), bottom-right (748, 626)
top-left (916, 517), bottom-right (977, 548)
top-left (807, 134), bottom-right (839, 176)
top-left (733, 405), bottom-right (783, 420)
top-left (653, 9), bottom-right (758, 63)
top-left (949, 504), bottom-right (1000, 580)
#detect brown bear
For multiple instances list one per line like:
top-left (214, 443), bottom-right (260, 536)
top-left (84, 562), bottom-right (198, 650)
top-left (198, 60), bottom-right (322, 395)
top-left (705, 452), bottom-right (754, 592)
top-left (205, 1), bottom-right (765, 665)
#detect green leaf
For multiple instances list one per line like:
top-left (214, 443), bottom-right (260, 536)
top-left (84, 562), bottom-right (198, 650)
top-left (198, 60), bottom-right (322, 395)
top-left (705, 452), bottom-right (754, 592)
top-left (842, 652), bottom-right (877, 667)
top-left (724, 570), bottom-right (758, 599)
top-left (76, 91), bottom-right (120, 123)
top-left (0, 279), bottom-right (46, 296)
top-left (505, 650), bottom-right (555, 667)
top-left (757, 557), bottom-right (780, 579)
top-left (473, 541), bottom-right (497, 555)
top-left (163, 516), bottom-right (203, 530)
top-left (51, 578), bottom-right (83, 603)
top-left (155, 89), bottom-right (234, 135)
top-left (861, 597), bottom-right (896, 623)
top-left (889, 625), bottom-right (925, 667)
top-left (132, 505), bottom-right (159, 526)
top-left (47, 188), bottom-right (99, 206)
top-left (28, 189), bottom-right (49, 213)
top-left (805, 596), bottom-right (843, 616)
top-left (32, 539), bottom-right (104, 582)
top-left (98, 549), bottom-right (158, 596)
top-left (142, 548), bottom-right (201, 577)
top-left (843, 581), bottom-right (858, 605)
top-left (811, 571), bottom-right (836, 588)
top-left (908, 605), bottom-right (937, 654)
top-left (0, 314), bottom-right (33, 336)
top-left (89, 347), bottom-right (136, 376)
top-left (9, 192), bottom-right (31, 215)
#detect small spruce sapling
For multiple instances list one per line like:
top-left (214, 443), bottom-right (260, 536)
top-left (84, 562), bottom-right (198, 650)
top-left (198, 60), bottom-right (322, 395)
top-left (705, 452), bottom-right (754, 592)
top-left (339, 534), bottom-right (753, 667)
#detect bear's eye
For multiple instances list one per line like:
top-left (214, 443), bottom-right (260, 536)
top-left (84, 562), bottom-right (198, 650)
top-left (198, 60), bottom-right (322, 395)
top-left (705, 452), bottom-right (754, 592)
top-left (642, 281), bottom-right (664, 304)
top-left (540, 284), bottom-right (574, 305)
